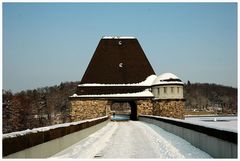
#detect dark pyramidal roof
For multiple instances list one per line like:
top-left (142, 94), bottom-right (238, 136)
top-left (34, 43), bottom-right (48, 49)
top-left (81, 36), bottom-right (155, 84)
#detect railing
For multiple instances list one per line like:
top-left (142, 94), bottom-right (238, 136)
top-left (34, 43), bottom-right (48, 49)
top-left (139, 115), bottom-right (237, 158)
top-left (3, 116), bottom-right (109, 158)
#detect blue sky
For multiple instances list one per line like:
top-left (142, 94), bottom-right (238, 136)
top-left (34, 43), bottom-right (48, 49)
top-left (3, 3), bottom-right (237, 92)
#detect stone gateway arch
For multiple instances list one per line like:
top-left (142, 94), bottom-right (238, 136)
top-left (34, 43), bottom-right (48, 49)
top-left (69, 36), bottom-right (184, 121)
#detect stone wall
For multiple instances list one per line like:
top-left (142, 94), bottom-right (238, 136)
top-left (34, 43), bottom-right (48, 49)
top-left (69, 99), bottom-right (108, 121)
top-left (137, 99), bottom-right (153, 115)
top-left (3, 116), bottom-right (109, 158)
top-left (69, 98), bottom-right (184, 121)
top-left (153, 99), bottom-right (184, 119)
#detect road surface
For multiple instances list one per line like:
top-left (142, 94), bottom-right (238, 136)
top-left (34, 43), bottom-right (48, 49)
top-left (51, 121), bottom-right (211, 159)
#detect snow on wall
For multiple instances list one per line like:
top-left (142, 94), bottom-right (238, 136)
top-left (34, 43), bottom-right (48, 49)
top-left (3, 116), bottom-right (108, 139)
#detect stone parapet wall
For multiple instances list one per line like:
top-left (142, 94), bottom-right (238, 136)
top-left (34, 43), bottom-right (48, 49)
top-left (3, 116), bottom-right (109, 158)
top-left (137, 99), bottom-right (153, 115)
top-left (139, 115), bottom-right (237, 158)
top-left (153, 99), bottom-right (184, 119)
top-left (69, 99), bottom-right (108, 121)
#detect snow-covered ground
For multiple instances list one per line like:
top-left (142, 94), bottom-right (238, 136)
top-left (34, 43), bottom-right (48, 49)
top-left (185, 116), bottom-right (238, 133)
top-left (51, 121), bottom-right (212, 159)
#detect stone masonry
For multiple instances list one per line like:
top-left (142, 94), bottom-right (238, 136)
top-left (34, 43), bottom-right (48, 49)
top-left (69, 98), bottom-right (184, 121)
top-left (69, 99), bottom-right (109, 121)
top-left (137, 99), bottom-right (153, 115)
top-left (153, 99), bottom-right (185, 119)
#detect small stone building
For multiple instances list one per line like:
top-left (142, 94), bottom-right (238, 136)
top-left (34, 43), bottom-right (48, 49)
top-left (69, 36), bottom-right (184, 121)
top-left (151, 73), bottom-right (184, 118)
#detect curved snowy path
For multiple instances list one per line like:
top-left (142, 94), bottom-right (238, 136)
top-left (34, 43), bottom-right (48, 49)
top-left (51, 121), bottom-right (212, 159)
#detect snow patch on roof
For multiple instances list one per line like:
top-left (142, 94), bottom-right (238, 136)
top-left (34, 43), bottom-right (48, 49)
top-left (158, 73), bottom-right (180, 80)
top-left (102, 36), bottom-right (136, 39)
top-left (153, 73), bottom-right (183, 86)
top-left (70, 89), bottom-right (154, 98)
top-left (78, 75), bottom-right (157, 87)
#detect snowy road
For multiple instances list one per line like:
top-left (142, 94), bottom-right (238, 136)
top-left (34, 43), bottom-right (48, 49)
top-left (51, 121), bottom-right (212, 159)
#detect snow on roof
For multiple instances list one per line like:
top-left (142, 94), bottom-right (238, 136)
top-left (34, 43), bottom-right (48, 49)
top-left (102, 36), bottom-right (136, 39)
top-left (152, 73), bottom-right (183, 86)
top-left (70, 89), bottom-right (154, 98)
top-left (153, 81), bottom-right (184, 85)
top-left (158, 73), bottom-right (179, 80)
top-left (3, 116), bottom-right (108, 139)
top-left (78, 75), bottom-right (157, 87)
top-left (78, 73), bottom-right (184, 88)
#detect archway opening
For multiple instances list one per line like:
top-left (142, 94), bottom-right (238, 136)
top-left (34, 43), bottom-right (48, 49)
top-left (110, 101), bottom-right (138, 121)
top-left (129, 101), bottom-right (137, 120)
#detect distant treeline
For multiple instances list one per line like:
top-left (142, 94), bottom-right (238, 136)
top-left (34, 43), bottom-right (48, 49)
top-left (184, 81), bottom-right (237, 113)
top-left (2, 81), bottom-right (79, 133)
top-left (2, 81), bottom-right (237, 133)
